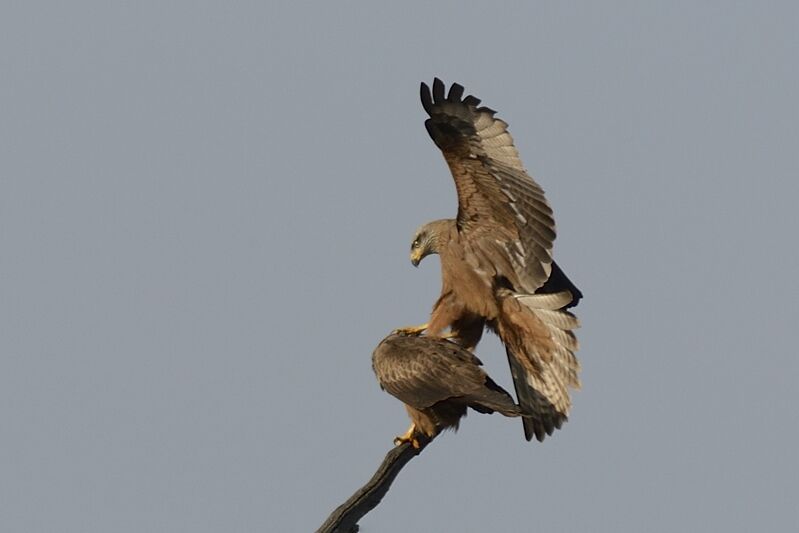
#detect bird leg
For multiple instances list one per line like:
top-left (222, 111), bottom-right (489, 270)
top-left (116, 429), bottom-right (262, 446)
top-left (393, 423), bottom-right (421, 449)
top-left (392, 323), bottom-right (429, 336)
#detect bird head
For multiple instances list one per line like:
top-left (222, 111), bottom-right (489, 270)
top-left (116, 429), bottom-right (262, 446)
top-left (410, 229), bottom-right (431, 267)
top-left (410, 220), bottom-right (452, 266)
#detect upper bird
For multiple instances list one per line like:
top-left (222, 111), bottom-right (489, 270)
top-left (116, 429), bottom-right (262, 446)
top-left (400, 78), bottom-right (583, 442)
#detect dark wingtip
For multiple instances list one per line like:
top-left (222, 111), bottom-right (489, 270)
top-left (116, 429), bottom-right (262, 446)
top-left (535, 420), bottom-right (552, 442)
top-left (537, 261), bottom-right (583, 310)
top-left (523, 412), bottom-right (566, 442)
top-left (463, 94), bottom-right (481, 107)
top-left (423, 119), bottom-right (436, 140)
top-left (523, 421), bottom-right (535, 441)
top-left (447, 82), bottom-right (464, 102)
top-left (432, 78), bottom-right (446, 103)
top-left (420, 81), bottom-right (433, 115)
top-left (422, 79), bottom-right (483, 112)
top-left (521, 414), bottom-right (536, 441)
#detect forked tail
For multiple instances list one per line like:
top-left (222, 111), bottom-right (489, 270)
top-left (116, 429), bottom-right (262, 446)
top-left (496, 290), bottom-right (581, 442)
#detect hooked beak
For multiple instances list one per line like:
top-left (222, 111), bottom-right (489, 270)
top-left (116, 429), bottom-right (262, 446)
top-left (410, 249), bottom-right (423, 267)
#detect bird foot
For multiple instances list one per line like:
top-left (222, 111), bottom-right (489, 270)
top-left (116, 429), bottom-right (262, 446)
top-left (392, 323), bottom-right (428, 337)
top-left (393, 424), bottom-right (421, 449)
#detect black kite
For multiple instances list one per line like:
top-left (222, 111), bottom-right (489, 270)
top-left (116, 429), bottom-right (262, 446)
top-left (372, 333), bottom-right (522, 448)
top-left (401, 79), bottom-right (583, 442)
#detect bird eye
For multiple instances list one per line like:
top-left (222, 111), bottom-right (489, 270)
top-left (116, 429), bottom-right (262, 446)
top-left (412, 238), bottom-right (421, 249)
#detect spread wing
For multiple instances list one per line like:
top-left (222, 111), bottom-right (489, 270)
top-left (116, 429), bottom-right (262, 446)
top-left (372, 334), bottom-right (519, 416)
top-left (421, 78), bottom-right (556, 292)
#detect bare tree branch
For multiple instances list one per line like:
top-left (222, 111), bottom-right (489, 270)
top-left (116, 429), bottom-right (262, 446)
top-left (316, 435), bottom-right (433, 533)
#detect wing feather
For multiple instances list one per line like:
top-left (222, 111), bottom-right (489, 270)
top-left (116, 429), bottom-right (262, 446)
top-left (421, 79), bottom-right (556, 292)
top-left (372, 334), bottom-right (519, 415)
top-left (373, 335), bottom-right (480, 408)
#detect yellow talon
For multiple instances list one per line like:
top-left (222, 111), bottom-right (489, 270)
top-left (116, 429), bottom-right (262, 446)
top-left (392, 323), bottom-right (429, 337)
top-left (393, 424), bottom-right (421, 449)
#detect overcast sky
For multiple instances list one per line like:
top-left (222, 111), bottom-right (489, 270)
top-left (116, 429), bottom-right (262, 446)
top-left (2, 2), bottom-right (798, 532)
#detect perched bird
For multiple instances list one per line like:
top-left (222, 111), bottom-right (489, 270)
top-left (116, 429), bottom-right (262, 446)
top-left (399, 79), bottom-right (582, 442)
top-left (372, 333), bottom-right (522, 448)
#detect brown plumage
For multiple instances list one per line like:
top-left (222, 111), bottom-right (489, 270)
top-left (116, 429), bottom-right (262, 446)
top-left (372, 333), bottom-right (522, 444)
top-left (408, 79), bottom-right (583, 442)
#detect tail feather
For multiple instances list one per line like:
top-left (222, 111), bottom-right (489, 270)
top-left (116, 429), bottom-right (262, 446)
top-left (466, 375), bottom-right (522, 417)
top-left (497, 289), bottom-right (581, 442)
top-left (531, 308), bottom-right (580, 330)
top-left (514, 291), bottom-right (573, 310)
top-left (506, 348), bottom-right (565, 441)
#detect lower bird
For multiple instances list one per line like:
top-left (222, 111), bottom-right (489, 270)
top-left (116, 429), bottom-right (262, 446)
top-left (372, 333), bottom-right (523, 448)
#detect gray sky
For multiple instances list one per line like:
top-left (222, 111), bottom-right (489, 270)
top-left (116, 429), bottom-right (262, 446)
top-left (2, 2), bottom-right (798, 532)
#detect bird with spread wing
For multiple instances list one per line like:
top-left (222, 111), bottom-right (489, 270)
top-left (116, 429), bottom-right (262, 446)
top-left (398, 79), bottom-right (583, 442)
